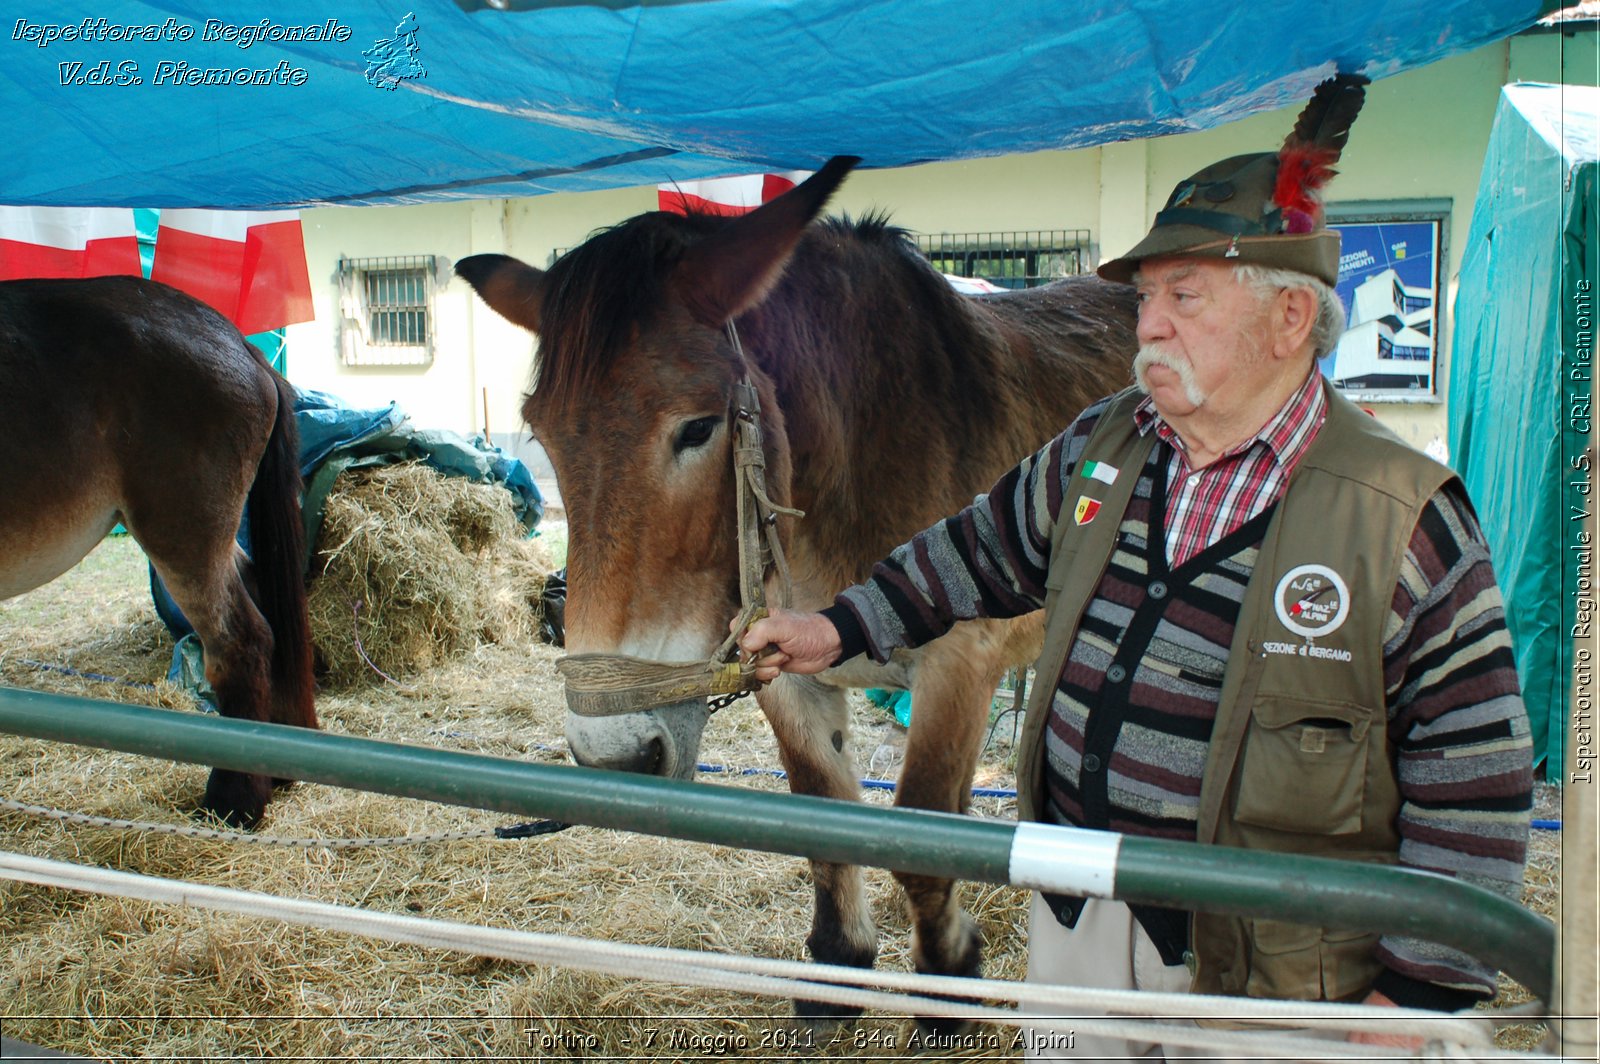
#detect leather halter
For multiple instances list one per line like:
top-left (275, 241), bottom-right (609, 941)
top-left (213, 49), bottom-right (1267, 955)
top-left (554, 322), bottom-right (803, 717)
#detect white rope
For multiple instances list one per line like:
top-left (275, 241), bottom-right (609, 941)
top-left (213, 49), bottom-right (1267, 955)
top-left (0, 851), bottom-right (1539, 1061)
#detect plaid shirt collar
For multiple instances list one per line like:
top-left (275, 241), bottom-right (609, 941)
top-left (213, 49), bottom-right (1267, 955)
top-left (1132, 367), bottom-right (1327, 473)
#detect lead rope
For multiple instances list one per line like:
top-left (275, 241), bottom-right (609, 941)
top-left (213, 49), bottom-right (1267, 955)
top-left (555, 322), bottom-right (804, 717)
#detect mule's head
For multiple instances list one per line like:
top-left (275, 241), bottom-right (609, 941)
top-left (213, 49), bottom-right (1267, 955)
top-left (457, 157), bottom-right (859, 778)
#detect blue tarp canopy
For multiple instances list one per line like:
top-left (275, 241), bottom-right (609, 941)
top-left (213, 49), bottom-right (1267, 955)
top-left (7, 0), bottom-right (1541, 208)
top-left (1449, 81), bottom-right (1598, 780)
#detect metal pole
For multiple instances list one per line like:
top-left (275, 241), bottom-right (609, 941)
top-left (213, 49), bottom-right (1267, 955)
top-left (0, 684), bottom-right (1554, 1001)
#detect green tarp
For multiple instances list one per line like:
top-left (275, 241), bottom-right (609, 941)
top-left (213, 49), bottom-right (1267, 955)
top-left (1449, 82), bottom-right (1598, 780)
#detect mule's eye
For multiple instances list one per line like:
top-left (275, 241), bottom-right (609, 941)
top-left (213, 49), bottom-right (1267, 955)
top-left (674, 416), bottom-right (720, 454)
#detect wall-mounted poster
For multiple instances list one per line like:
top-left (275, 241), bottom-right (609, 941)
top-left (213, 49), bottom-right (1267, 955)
top-left (1325, 201), bottom-right (1449, 400)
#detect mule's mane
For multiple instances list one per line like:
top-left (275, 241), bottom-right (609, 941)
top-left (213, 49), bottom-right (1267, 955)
top-left (528, 210), bottom-right (926, 417)
top-left (818, 211), bottom-right (905, 243)
top-left (531, 212), bottom-right (706, 416)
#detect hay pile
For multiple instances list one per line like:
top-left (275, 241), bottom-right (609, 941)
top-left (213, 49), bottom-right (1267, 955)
top-left (307, 462), bottom-right (555, 687)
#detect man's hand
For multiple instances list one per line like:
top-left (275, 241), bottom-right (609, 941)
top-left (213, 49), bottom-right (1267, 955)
top-left (1346, 989), bottom-right (1424, 1049)
top-left (735, 608), bottom-right (842, 682)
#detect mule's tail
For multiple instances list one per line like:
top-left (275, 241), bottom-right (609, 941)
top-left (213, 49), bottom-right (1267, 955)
top-left (248, 368), bottom-right (318, 731)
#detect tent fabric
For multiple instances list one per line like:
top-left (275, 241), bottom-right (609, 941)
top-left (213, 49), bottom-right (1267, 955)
top-left (5, 0), bottom-right (1541, 209)
top-left (1449, 82), bottom-right (1598, 779)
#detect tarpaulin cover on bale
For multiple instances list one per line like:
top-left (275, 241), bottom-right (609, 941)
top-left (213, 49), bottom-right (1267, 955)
top-left (3, 0), bottom-right (1541, 208)
top-left (1450, 82), bottom-right (1598, 780)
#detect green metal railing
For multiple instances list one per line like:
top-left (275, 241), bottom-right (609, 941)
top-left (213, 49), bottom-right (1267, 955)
top-left (0, 685), bottom-right (1554, 1001)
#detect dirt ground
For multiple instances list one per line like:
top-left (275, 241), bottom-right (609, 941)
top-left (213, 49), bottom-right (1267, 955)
top-left (0, 531), bottom-right (1567, 1060)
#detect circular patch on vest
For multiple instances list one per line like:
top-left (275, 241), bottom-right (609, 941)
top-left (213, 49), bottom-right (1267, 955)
top-left (1273, 564), bottom-right (1350, 639)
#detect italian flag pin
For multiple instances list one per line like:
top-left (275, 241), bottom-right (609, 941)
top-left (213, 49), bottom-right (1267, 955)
top-left (1082, 460), bottom-right (1119, 485)
top-left (1074, 496), bottom-right (1102, 525)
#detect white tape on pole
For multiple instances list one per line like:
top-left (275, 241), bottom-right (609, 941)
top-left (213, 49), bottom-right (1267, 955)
top-left (1008, 821), bottom-right (1121, 897)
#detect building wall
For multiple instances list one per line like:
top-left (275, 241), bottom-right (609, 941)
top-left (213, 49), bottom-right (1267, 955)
top-left (1509, 28), bottom-right (1599, 84)
top-left (285, 189), bottom-right (649, 443)
top-left (282, 33), bottom-right (1586, 481)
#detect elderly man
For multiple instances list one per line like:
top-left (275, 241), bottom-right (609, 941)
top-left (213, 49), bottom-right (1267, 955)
top-left (740, 75), bottom-right (1531, 1058)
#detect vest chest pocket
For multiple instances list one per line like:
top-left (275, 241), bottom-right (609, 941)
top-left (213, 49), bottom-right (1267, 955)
top-left (1233, 698), bottom-right (1371, 835)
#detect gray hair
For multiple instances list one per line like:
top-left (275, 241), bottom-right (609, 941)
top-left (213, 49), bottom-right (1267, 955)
top-left (1231, 263), bottom-right (1347, 360)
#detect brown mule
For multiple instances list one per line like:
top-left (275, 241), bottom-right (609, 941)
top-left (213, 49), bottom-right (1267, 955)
top-left (0, 276), bottom-right (318, 829)
top-left (458, 157), bottom-right (1137, 1024)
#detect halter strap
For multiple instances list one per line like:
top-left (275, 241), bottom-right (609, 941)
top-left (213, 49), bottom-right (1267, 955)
top-left (557, 321), bottom-right (803, 717)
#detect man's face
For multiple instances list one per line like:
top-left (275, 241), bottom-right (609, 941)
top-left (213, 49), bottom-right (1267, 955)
top-left (1131, 257), bottom-right (1272, 419)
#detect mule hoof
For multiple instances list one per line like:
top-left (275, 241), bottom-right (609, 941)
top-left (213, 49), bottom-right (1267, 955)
top-left (798, 901), bottom-right (877, 1032)
top-left (911, 914), bottom-right (984, 1037)
top-left (200, 769), bottom-right (273, 830)
top-left (909, 966), bottom-right (984, 1040)
top-left (792, 998), bottom-right (864, 1032)
top-left (911, 1011), bottom-right (975, 1040)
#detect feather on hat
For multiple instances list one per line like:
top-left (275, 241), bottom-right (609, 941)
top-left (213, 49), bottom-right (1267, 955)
top-left (1097, 73), bottom-right (1370, 287)
top-left (1275, 74), bottom-right (1368, 233)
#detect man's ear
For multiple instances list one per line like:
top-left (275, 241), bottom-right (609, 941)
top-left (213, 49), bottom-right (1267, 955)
top-left (1275, 285), bottom-right (1319, 360)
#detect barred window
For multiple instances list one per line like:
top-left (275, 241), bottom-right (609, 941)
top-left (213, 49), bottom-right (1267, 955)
top-left (914, 230), bottom-right (1092, 289)
top-left (337, 255), bottom-right (442, 366)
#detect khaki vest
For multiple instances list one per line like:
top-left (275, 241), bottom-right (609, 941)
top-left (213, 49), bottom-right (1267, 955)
top-left (1017, 380), bottom-right (1456, 1002)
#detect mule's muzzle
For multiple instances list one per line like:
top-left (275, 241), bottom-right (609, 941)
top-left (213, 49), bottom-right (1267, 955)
top-left (564, 698), bottom-right (710, 780)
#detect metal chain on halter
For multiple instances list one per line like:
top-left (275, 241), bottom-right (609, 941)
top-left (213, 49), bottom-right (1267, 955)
top-left (556, 320), bottom-right (804, 717)
top-left (704, 690), bottom-right (749, 713)
top-left (0, 797), bottom-right (571, 849)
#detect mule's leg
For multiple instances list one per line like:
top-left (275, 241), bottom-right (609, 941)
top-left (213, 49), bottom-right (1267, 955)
top-left (133, 524), bottom-right (278, 830)
top-left (894, 623), bottom-right (1018, 1008)
top-left (758, 673), bottom-right (878, 1025)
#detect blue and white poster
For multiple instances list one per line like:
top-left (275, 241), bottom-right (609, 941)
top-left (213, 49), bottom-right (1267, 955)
top-left (1325, 218), bottom-right (1442, 397)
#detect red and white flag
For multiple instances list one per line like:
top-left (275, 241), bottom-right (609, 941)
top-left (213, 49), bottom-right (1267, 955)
top-left (151, 209), bottom-right (314, 334)
top-left (0, 206), bottom-right (141, 280)
top-left (658, 171), bottom-right (812, 216)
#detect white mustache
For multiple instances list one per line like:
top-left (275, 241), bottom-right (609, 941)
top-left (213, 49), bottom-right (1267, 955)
top-left (1134, 345), bottom-right (1207, 407)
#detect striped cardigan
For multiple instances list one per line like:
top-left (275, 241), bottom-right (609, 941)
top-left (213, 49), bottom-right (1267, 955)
top-left (825, 395), bottom-right (1533, 1004)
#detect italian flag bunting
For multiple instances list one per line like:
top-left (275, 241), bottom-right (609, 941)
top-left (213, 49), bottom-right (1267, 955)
top-left (0, 206), bottom-right (141, 280)
top-left (151, 208), bottom-right (314, 334)
top-left (658, 172), bottom-right (812, 216)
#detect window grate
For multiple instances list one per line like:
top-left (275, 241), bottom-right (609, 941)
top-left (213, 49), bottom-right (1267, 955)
top-left (338, 255), bottom-right (439, 366)
top-left (914, 229), bottom-right (1093, 288)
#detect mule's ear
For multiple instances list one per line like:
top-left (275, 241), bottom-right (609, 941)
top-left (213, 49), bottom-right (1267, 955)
top-left (456, 254), bottom-right (546, 333)
top-left (676, 155), bottom-right (861, 326)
